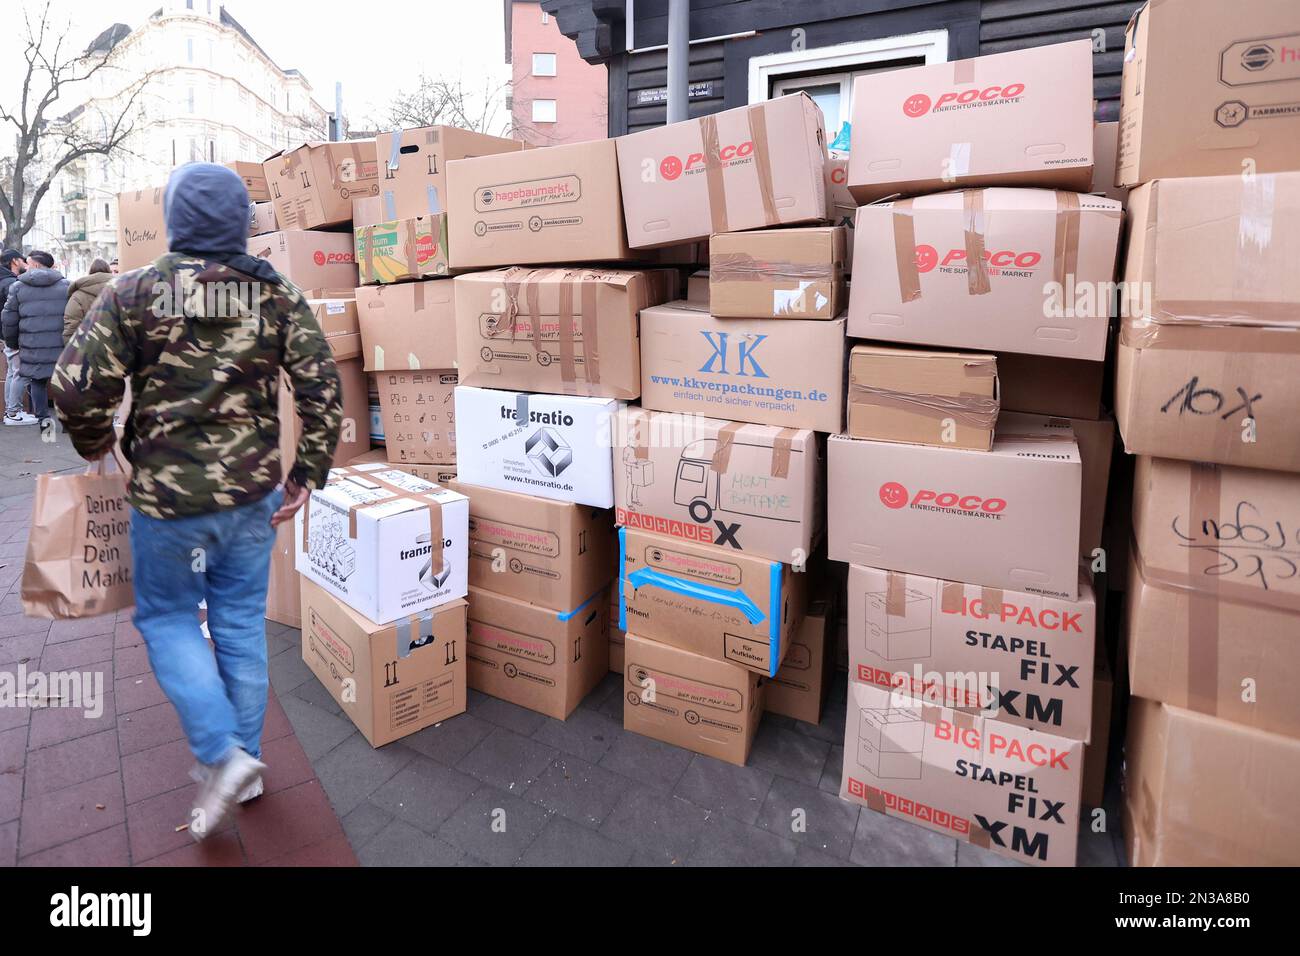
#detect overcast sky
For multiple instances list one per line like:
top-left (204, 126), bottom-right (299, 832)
top-left (0, 0), bottom-right (510, 130)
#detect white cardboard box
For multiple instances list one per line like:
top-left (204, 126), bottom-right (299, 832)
top-left (452, 386), bottom-right (618, 508)
top-left (294, 462), bottom-right (469, 625)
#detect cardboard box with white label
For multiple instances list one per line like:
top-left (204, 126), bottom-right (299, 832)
top-left (467, 585), bottom-right (609, 720)
top-left (623, 633), bottom-right (764, 766)
top-left (612, 407), bottom-right (822, 564)
top-left (619, 526), bottom-right (806, 678)
top-left (300, 578), bottom-right (466, 748)
top-left (709, 227), bottom-right (846, 320)
top-left (453, 386), bottom-right (619, 508)
top-left (355, 280), bottom-right (458, 373)
top-left (373, 370), bottom-right (457, 465)
top-left (295, 463), bottom-right (468, 625)
top-left (827, 412), bottom-right (1082, 601)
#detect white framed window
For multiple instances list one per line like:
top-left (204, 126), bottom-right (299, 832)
top-left (532, 53), bottom-right (557, 76)
top-left (532, 98), bottom-right (557, 123)
top-left (748, 31), bottom-right (949, 133)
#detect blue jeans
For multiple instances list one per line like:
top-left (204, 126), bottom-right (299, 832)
top-left (130, 490), bottom-right (281, 766)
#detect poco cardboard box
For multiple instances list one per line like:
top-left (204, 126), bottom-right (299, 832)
top-left (639, 300), bottom-right (846, 432)
top-left (709, 226), bottom-right (846, 319)
top-left (373, 370), bottom-right (458, 465)
top-left (354, 214), bottom-right (450, 284)
top-left (453, 386), bottom-right (619, 508)
top-left (846, 345), bottom-right (999, 452)
top-left (841, 681), bottom-right (1084, 867)
top-left (248, 200), bottom-right (278, 237)
top-left (1126, 456), bottom-right (1300, 738)
top-left (623, 633), bottom-right (764, 766)
top-left (827, 413), bottom-right (1083, 601)
top-left (616, 93), bottom-right (828, 248)
top-left (295, 463), bottom-right (469, 625)
top-left (766, 589), bottom-right (835, 726)
top-left (1123, 697), bottom-right (1300, 867)
top-left (300, 578), bottom-right (467, 748)
top-left (824, 157), bottom-right (856, 270)
top-left (1115, 174), bottom-right (1300, 472)
top-left (375, 125), bottom-right (525, 221)
top-left (263, 139), bottom-right (379, 229)
top-left (446, 139), bottom-right (631, 269)
top-left (116, 186), bottom-right (167, 272)
top-left (612, 407), bottom-right (822, 564)
top-left (846, 41), bottom-right (1094, 202)
top-left (847, 565), bottom-right (1096, 742)
top-left (849, 188), bottom-right (1122, 360)
top-left (455, 267), bottom-right (675, 400)
top-left (619, 526), bottom-right (807, 677)
top-left (1117, 0), bottom-right (1300, 187)
top-left (250, 231), bottom-right (358, 291)
top-left (609, 589), bottom-right (625, 673)
top-left (355, 280), bottom-right (458, 373)
top-left (447, 479), bottom-right (616, 613)
top-left (467, 585), bottom-right (609, 720)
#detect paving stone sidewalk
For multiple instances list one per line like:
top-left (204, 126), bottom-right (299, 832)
top-left (1, 424), bottom-right (1127, 867)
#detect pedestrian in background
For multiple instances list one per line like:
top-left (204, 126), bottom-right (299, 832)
top-left (1, 250), bottom-right (37, 426)
top-left (2, 249), bottom-right (68, 426)
top-left (63, 258), bottom-right (114, 344)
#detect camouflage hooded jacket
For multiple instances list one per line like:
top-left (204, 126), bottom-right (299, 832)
top-left (51, 254), bottom-right (343, 519)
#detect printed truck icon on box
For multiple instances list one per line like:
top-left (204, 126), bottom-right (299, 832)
top-left (669, 438), bottom-right (803, 527)
top-left (864, 588), bottom-right (932, 660)
top-left (858, 705), bottom-right (924, 779)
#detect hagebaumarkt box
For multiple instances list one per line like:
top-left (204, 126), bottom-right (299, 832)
top-left (827, 413), bottom-right (1082, 601)
top-left (295, 463), bottom-right (469, 625)
top-left (616, 93), bottom-right (828, 248)
top-left (447, 480), bottom-right (616, 613)
top-left (250, 231), bottom-right (358, 291)
top-left (300, 578), bottom-right (466, 748)
top-left (846, 41), bottom-right (1094, 203)
top-left (453, 386), bottom-right (619, 508)
top-left (375, 125), bottom-right (525, 221)
top-left (355, 280), bottom-right (457, 373)
top-left (619, 526), bottom-right (807, 678)
top-left (373, 370), bottom-right (457, 465)
top-left (455, 267), bottom-right (676, 400)
top-left (1117, 0), bottom-right (1300, 187)
top-left (848, 565), bottom-right (1096, 742)
top-left (263, 139), bottom-right (379, 229)
top-left (639, 300), bottom-right (846, 432)
top-left (849, 188), bottom-right (1122, 360)
top-left (467, 585), bottom-right (610, 720)
top-left (841, 681), bottom-right (1083, 867)
top-left (355, 214), bottom-right (450, 285)
top-left (623, 632), bottom-right (764, 766)
top-left (612, 407), bottom-right (822, 564)
top-left (709, 227), bottom-right (846, 320)
top-left (446, 139), bottom-right (631, 269)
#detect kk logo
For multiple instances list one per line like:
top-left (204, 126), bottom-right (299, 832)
top-left (524, 427), bottom-right (573, 477)
top-left (699, 331), bottom-right (768, 378)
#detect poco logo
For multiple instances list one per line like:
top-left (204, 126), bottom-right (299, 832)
top-left (658, 140), bottom-right (756, 180)
top-left (312, 249), bottom-right (354, 266)
top-left (878, 482), bottom-right (909, 509)
top-left (915, 245), bottom-right (1042, 273)
top-left (903, 83), bottom-right (1026, 117)
top-left (880, 483), bottom-right (1008, 517)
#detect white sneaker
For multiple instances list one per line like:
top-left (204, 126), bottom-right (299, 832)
top-left (189, 749), bottom-right (266, 842)
top-left (190, 762), bottom-right (265, 803)
top-left (3, 412), bottom-right (37, 426)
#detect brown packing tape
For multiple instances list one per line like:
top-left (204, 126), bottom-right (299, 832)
top-left (1119, 316), bottom-right (1300, 353)
top-left (848, 381), bottom-right (1000, 430)
top-left (630, 410), bottom-right (649, 461)
top-left (1186, 463), bottom-right (1221, 716)
top-left (404, 219), bottom-right (419, 279)
top-left (700, 115), bottom-right (730, 234)
top-left (1053, 191), bottom-right (1082, 288)
top-left (557, 274), bottom-right (578, 386)
top-left (525, 274), bottom-right (543, 359)
top-left (892, 201), bottom-right (922, 302)
top-left (413, 281), bottom-right (425, 313)
top-left (968, 825), bottom-right (992, 850)
top-left (885, 572), bottom-right (907, 617)
top-left (708, 253), bottom-right (835, 283)
top-left (865, 788), bottom-right (888, 813)
top-left (962, 190), bottom-right (991, 296)
top-left (981, 587), bottom-right (1003, 611)
top-left (710, 422), bottom-right (744, 474)
top-left (1135, 543), bottom-right (1300, 614)
top-left (580, 278), bottom-right (601, 387)
top-left (746, 105), bottom-right (780, 226)
top-left (995, 432), bottom-right (1074, 444)
top-left (769, 427), bottom-right (796, 479)
top-left (940, 581), bottom-right (963, 614)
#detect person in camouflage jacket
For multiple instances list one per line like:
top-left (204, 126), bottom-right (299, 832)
top-left (51, 163), bottom-right (343, 839)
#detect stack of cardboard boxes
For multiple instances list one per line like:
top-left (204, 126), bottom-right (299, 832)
top-left (1110, 0), bottom-right (1300, 867)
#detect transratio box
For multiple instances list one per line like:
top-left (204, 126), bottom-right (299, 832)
top-left (612, 407), bottom-right (822, 564)
top-left (467, 585), bottom-right (609, 720)
top-left (295, 463), bottom-right (469, 625)
top-left (849, 188), bottom-right (1122, 360)
top-left (453, 386), bottom-right (619, 508)
top-left (841, 681), bottom-right (1084, 867)
top-left (619, 526), bottom-right (807, 677)
top-left (848, 565), bottom-right (1096, 741)
top-left (355, 280), bottom-right (457, 373)
top-left (623, 633), bottom-right (764, 766)
top-left (639, 300), bottom-right (846, 432)
top-left (263, 139), bottom-right (379, 229)
top-left (446, 480), bottom-right (616, 613)
top-left (846, 41), bottom-right (1094, 202)
top-left (616, 93), bottom-right (827, 248)
top-left (300, 578), bottom-right (467, 748)
top-left (827, 413), bottom-right (1082, 601)
top-left (455, 267), bottom-right (675, 400)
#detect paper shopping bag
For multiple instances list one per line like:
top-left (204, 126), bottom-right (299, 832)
top-left (21, 458), bottom-right (134, 619)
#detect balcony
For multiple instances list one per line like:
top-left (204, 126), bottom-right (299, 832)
top-left (62, 189), bottom-right (87, 203)
top-left (62, 229), bottom-right (87, 242)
